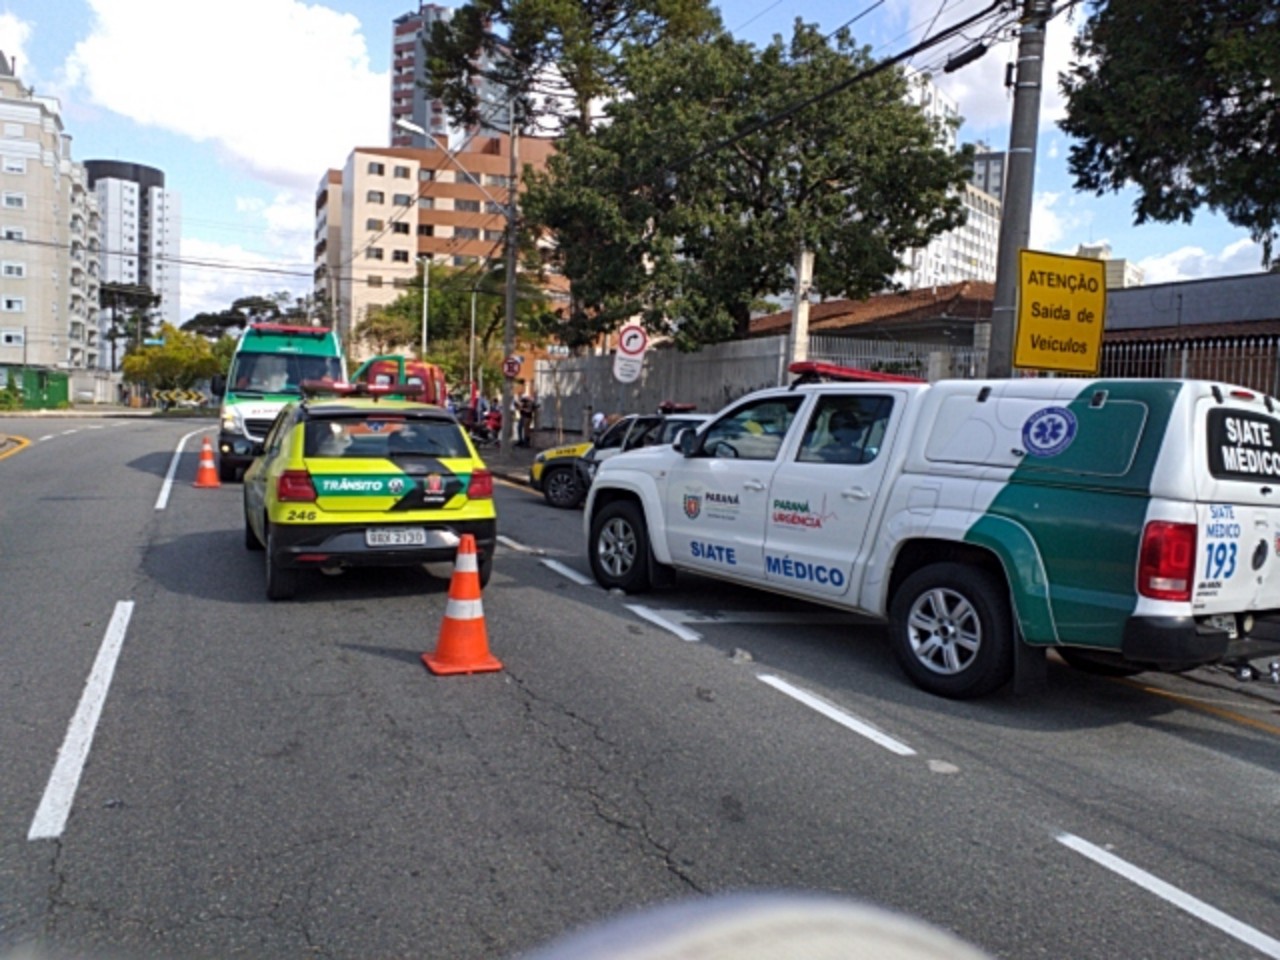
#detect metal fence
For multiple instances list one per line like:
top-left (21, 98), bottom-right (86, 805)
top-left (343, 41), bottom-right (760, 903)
top-left (1095, 337), bottom-right (1280, 396)
top-left (808, 336), bottom-right (986, 380)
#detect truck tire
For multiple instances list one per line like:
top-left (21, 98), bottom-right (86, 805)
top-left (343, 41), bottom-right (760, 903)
top-left (243, 497), bottom-right (263, 551)
top-left (889, 563), bottom-right (1014, 699)
top-left (219, 458), bottom-right (238, 483)
top-left (265, 523), bottom-right (298, 601)
top-left (543, 465), bottom-right (583, 509)
top-left (479, 548), bottom-right (494, 589)
top-left (589, 500), bottom-right (651, 593)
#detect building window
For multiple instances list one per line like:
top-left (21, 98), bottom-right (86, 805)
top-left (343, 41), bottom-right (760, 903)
top-left (418, 197), bottom-right (434, 210)
top-left (452, 255), bottom-right (476, 266)
top-left (392, 222), bottom-right (410, 235)
top-left (2, 297), bottom-right (24, 312)
top-left (455, 227), bottom-right (479, 240)
top-left (417, 225), bottom-right (433, 236)
top-left (484, 229), bottom-right (504, 242)
top-left (393, 193), bottom-right (412, 206)
top-left (2, 122), bottom-right (22, 138)
top-left (394, 165), bottom-right (411, 178)
top-left (366, 190), bottom-right (385, 203)
top-left (2, 262), bottom-right (25, 278)
top-left (2, 193), bottom-right (25, 209)
top-left (455, 199), bottom-right (480, 213)
top-left (483, 174), bottom-right (511, 188)
top-left (367, 161), bottom-right (385, 175)
top-left (419, 170), bottom-right (434, 182)
top-left (2, 157), bottom-right (24, 174)
top-left (366, 247), bottom-right (384, 260)
top-left (392, 250), bottom-right (410, 262)
top-left (2, 227), bottom-right (24, 240)
top-left (484, 201), bottom-right (503, 214)
top-left (367, 275), bottom-right (383, 287)
top-left (366, 217), bottom-right (384, 230)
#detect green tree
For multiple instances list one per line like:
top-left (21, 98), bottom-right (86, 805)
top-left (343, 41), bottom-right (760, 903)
top-left (100, 281), bottom-right (160, 369)
top-left (1060, 0), bottom-right (1280, 264)
top-left (121, 324), bottom-right (221, 390)
top-left (524, 22), bottom-right (974, 347)
top-left (183, 292), bottom-right (310, 340)
top-left (424, 0), bottom-right (720, 134)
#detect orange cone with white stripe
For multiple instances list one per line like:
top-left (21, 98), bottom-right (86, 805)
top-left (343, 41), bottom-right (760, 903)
top-left (422, 533), bottom-right (501, 675)
top-left (193, 436), bottom-right (221, 488)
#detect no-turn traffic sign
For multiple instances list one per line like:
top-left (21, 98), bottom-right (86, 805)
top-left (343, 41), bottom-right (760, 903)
top-left (617, 323), bottom-right (648, 358)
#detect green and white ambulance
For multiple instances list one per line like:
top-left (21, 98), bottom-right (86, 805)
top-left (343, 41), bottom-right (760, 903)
top-left (584, 362), bottom-right (1280, 698)
top-left (214, 323), bottom-right (345, 481)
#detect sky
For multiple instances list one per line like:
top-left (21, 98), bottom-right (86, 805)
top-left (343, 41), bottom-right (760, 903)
top-left (0, 0), bottom-right (1268, 322)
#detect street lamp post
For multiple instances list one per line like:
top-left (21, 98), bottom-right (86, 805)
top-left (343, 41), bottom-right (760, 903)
top-left (500, 103), bottom-right (519, 451)
top-left (419, 255), bottom-right (430, 359)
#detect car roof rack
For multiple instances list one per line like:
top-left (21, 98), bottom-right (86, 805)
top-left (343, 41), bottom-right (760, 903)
top-left (656, 401), bottom-right (697, 414)
top-left (787, 360), bottom-right (925, 388)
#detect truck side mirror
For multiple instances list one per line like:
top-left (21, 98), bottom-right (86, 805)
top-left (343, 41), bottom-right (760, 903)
top-left (677, 428), bottom-right (697, 456)
top-left (211, 374), bottom-right (226, 397)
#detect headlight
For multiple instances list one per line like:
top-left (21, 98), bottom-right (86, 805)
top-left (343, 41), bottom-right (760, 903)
top-left (533, 451), bottom-right (546, 464)
top-left (220, 413), bottom-right (238, 432)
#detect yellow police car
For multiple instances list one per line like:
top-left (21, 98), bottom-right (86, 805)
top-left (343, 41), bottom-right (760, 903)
top-left (242, 385), bottom-right (496, 600)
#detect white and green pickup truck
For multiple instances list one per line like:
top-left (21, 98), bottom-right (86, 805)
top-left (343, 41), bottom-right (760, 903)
top-left (584, 363), bottom-right (1280, 698)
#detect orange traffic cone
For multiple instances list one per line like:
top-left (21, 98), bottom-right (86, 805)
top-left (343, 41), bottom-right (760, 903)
top-left (422, 534), bottom-right (502, 675)
top-left (193, 436), bottom-right (221, 489)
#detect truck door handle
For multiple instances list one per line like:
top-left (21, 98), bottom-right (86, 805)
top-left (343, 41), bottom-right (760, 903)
top-left (744, 480), bottom-right (766, 491)
top-left (842, 487), bottom-right (871, 501)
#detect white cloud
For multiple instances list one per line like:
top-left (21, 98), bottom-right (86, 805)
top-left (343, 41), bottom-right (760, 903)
top-left (1137, 238), bottom-right (1267, 284)
top-left (60, 0), bottom-right (387, 190)
top-left (0, 11), bottom-right (33, 80)
top-left (1029, 190), bottom-right (1094, 252)
top-left (181, 236), bottom-right (312, 319)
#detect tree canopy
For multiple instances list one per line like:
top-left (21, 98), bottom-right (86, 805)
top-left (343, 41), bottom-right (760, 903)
top-left (121, 324), bottom-right (222, 390)
top-left (182, 292), bottom-right (308, 339)
top-left (523, 22), bottom-right (974, 348)
top-left (1060, 0), bottom-right (1280, 265)
top-left (424, 0), bottom-right (721, 135)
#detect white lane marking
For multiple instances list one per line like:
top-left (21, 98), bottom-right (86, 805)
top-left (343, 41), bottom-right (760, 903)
top-left (1057, 833), bottom-right (1280, 958)
top-left (88, 425), bottom-right (105, 430)
top-left (498, 535), bottom-right (545, 556)
top-left (540, 558), bottom-right (595, 587)
top-left (38, 435), bottom-right (54, 442)
top-left (61, 429), bottom-right (78, 436)
top-left (670, 609), bottom-right (863, 626)
top-left (29, 601), bottom-right (136, 841)
top-left (155, 428), bottom-right (212, 510)
top-left (757, 674), bottom-right (916, 757)
top-left (626, 604), bottom-right (703, 642)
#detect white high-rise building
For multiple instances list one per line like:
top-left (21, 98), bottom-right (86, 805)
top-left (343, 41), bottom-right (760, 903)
top-left (389, 3), bottom-right (507, 148)
top-left (85, 160), bottom-right (181, 367)
top-left (0, 50), bottom-right (101, 373)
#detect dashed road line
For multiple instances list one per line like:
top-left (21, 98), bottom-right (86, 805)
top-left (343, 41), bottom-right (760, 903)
top-left (61, 429), bottom-right (77, 436)
top-left (1057, 832), bottom-right (1280, 958)
top-left (540, 558), bottom-right (596, 586)
top-left (669, 609), bottom-right (864, 626)
top-left (626, 604), bottom-right (703, 642)
top-left (758, 674), bottom-right (916, 756)
top-left (155, 428), bottom-right (213, 510)
top-left (29, 601), bottom-right (135, 841)
top-left (497, 534), bottom-right (546, 556)
top-left (38, 435), bottom-right (54, 442)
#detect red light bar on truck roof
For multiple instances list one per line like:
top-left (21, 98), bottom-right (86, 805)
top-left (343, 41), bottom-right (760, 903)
top-left (657, 401), bottom-right (697, 414)
top-left (788, 361), bottom-right (925, 386)
top-left (248, 322), bottom-right (332, 339)
top-left (300, 379), bottom-right (426, 400)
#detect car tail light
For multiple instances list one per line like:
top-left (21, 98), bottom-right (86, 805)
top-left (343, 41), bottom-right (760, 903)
top-left (1138, 521), bottom-right (1196, 601)
top-left (278, 469), bottom-right (317, 502)
top-left (468, 469), bottom-right (493, 499)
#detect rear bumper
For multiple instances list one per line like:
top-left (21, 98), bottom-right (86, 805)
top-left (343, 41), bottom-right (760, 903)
top-left (1122, 613), bottom-right (1280, 668)
top-left (270, 519), bottom-right (497, 569)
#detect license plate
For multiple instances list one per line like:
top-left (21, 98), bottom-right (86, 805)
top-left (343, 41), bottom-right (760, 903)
top-left (366, 528), bottom-right (426, 547)
top-left (1206, 613), bottom-right (1239, 639)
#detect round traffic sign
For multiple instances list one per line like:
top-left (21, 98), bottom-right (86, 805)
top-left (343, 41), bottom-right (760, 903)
top-left (502, 356), bottom-right (521, 378)
top-left (617, 323), bottom-right (648, 357)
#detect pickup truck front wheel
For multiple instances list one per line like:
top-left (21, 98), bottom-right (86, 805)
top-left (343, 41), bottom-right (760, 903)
top-left (889, 563), bottom-right (1013, 699)
top-left (589, 501), bottom-right (651, 593)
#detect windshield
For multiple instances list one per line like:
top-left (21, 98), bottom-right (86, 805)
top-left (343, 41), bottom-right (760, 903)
top-left (303, 415), bottom-right (470, 459)
top-left (229, 352), bottom-right (343, 394)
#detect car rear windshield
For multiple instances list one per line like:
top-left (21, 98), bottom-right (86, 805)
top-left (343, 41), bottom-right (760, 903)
top-left (304, 415), bottom-right (471, 459)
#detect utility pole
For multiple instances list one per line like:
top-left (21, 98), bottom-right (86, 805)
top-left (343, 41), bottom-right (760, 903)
top-left (500, 101), bottom-right (519, 448)
top-left (419, 256), bottom-right (430, 359)
top-left (785, 242), bottom-right (815, 382)
top-left (986, 0), bottom-right (1053, 378)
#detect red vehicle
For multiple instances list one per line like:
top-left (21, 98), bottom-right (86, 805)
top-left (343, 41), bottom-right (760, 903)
top-left (350, 355), bottom-right (447, 406)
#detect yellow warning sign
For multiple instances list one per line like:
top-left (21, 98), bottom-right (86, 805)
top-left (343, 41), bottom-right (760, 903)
top-left (1014, 250), bottom-right (1106, 374)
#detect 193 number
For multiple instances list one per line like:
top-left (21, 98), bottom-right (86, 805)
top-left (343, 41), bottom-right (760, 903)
top-left (1205, 541), bottom-right (1237, 580)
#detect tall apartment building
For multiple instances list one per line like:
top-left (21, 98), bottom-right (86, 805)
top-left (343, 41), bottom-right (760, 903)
top-left (85, 160), bottom-right (182, 363)
top-left (0, 50), bottom-right (101, 374)
top-left (971, 142), bottom-right (1006, 203)
top-left (894, 71), bottom-right (1001, 291)
top-left (319, 133), bottom-right (554, 358)
top-left (1076, 241), bottom-right (1145, 289)
top-left (389, 3), bottom-right (506, 148)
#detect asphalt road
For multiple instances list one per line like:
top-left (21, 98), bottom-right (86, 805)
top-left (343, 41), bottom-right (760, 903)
top-left (2, 416), bottom-right (1280, 960)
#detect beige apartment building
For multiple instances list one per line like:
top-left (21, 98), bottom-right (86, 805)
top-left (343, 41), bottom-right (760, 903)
top-left (318, 133), bottom-right (554, 360)
top-left (0, 51), bottom-right (101, 374)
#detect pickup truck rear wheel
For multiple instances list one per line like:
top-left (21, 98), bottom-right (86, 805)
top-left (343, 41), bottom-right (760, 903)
top-left (265, 523), bottom-right (298, 601)
top-left (589, 501), bottom-right (651, 593)
top-left (889, 563), bottom-right (1013, 699)
top-left (543, 465), bottom-right (583, 509)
